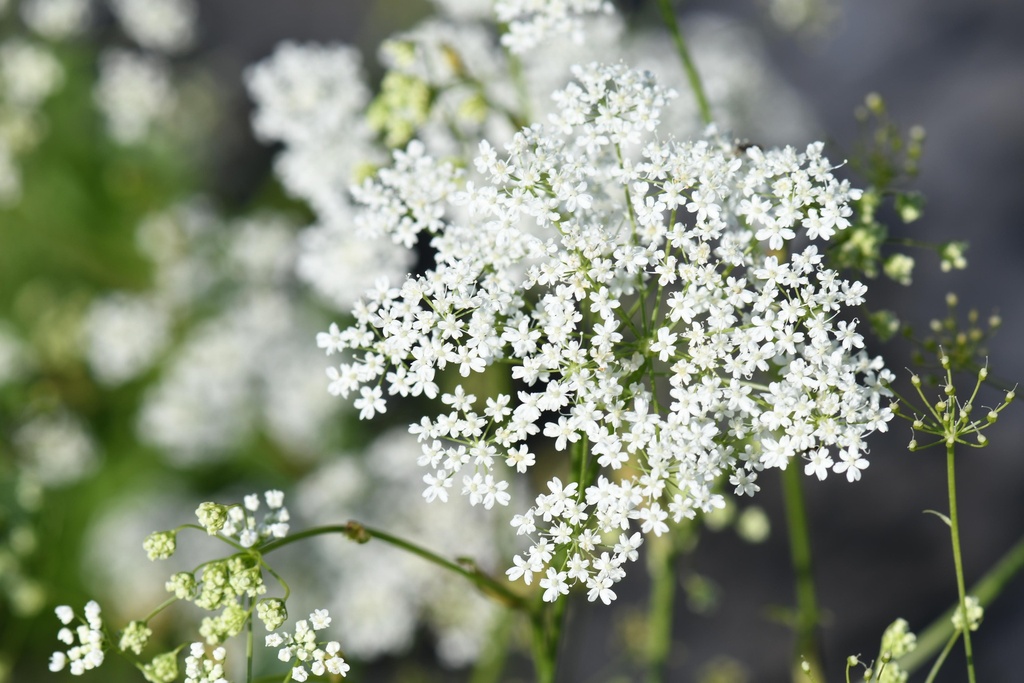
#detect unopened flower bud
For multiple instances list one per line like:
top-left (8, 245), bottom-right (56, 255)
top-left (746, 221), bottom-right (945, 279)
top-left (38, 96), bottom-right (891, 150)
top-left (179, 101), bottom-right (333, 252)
top-left (196, 502), bottom-right (228, 535)
top-left (143, 531), bottom-right (177, 561)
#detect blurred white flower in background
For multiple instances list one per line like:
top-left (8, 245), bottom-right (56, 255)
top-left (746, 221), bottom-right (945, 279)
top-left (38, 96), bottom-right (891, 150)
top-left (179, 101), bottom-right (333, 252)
top-left (106, 0), bottom-right (197, 55)
top-left (0, 37), bottom-right (63, 107)
top-left (14, 412), bottom-right (99, 487)
top-left (93, 48), bottom-right (176, 144)
top-left (20, 0), bottom-right (91, 40)
top-left (83, 293), bottom-right (171, 386)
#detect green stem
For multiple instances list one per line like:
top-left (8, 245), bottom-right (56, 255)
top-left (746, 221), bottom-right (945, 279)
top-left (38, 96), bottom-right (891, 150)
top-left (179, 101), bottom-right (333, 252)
top-left (780, 464), bottom-right (823, 680)
top-left (246, 597), bottom-right (254, 683)
top-left (899, 532), bottom-right (1024, 673)
top-left (922, 632), bottom-right (959, 683)
top-left (260, 522), bottom-right (527, 611)
top-left (529, 596), bottom-right (568, 683)
top-left (945, 441), bottom-right (977, 683)
top-left (655, 0), bottom-right (713, 126)
top-left (140, 596), bottom-right (178, 623)
top-left (645, 533), bottom-right (680, 683)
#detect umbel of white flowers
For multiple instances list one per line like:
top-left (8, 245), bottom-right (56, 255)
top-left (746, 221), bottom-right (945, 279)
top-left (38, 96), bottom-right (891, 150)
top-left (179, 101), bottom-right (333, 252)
top-left (319, 62), bottom-right (894, 604)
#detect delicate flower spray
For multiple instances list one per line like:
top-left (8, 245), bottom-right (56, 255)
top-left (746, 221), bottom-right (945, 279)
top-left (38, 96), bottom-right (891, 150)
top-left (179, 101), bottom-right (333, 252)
top-left (49, 490), bottom-right (352, 682)
top-left (315, 53), bottom-right (895, 677)
top-left (328, 59), bottom-right (893, 598)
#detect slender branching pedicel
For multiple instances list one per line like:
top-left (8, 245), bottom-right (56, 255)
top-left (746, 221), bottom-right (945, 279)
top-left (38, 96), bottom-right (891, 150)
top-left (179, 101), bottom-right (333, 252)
top-left (321, 62), bottom-right (895, 604)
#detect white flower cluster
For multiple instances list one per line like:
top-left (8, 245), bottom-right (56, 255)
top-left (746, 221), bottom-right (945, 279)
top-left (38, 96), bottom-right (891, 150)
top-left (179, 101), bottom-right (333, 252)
top-left (322, 62), bottom-right (893, 602)
top-left (496, 0), bottom-right (615, 53)
top-left (265, 609), bottom-right (350, 681)
top-left (49, 602), bottom-right (105, 675)
top-left (184, 643), bottom-right (227, 683)
top-left (245, 41), bottom-right (374, 223)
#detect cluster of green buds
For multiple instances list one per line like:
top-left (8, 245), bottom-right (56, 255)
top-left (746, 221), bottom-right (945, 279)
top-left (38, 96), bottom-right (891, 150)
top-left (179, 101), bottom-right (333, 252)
top-left (50, 490), bottom-right (316, 682)
top-left (897, 352), bottom-right (1014, 451)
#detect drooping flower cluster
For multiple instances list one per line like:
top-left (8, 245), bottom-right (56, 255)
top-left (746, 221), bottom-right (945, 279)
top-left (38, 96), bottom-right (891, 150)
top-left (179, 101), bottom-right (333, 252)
top-left (265, 609), bottom-right (350, 680)
top-left (321, 62), bottom-right (893, 602)
top-left (49, 602), bottom-right (105, 675)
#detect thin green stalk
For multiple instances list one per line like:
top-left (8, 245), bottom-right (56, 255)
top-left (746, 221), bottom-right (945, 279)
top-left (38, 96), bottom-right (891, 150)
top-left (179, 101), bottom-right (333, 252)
top-left (645, 533), bottom-right (680, 683)
top-left (246, 596), bottom-right (254, 683)
top-left (922, 632), bottom-right (959, 683)
top-left (780, 464), bottom-right (823, 680)
top-left (945, 442), bottom-right (976, 683)
top-left (529, 595), bottom-right (568, 683)
top-left (899, 532), bottom-right (1024, 673)
top-left (529, 609), bottom-right (556, 683)
top-left (260, 522), bottom-right (527, 611)
top-left (655, 0), bottom-right (712, 126)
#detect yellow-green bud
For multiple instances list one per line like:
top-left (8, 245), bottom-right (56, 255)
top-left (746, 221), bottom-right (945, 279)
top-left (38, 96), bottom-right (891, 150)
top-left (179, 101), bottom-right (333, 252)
top-left (143, 531), bottom-right (177, 561)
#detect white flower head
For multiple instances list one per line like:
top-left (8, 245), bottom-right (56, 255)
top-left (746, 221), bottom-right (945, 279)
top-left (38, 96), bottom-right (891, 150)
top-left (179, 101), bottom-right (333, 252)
top-left (322, 62), bottom-right (892, 603)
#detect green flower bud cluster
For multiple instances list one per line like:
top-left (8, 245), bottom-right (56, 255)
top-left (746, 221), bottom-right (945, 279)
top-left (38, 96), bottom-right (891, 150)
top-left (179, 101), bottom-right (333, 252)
top-left (198, 603), bottom-right (247, 645)
top-left (140, 651), bottom-right (178, 683)
top-left (165, 572), bottom-right (197, 600)
top-left (195, 502), bottom-right (228, 535)
top-left (142, 530), bottom-right (177, 561)
top-left (118, 620), bottom-right (152, 655)
top-left (257, 598), bottom-right (288, 631)
top-left (898, 353), bottom-right (1014, 451)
